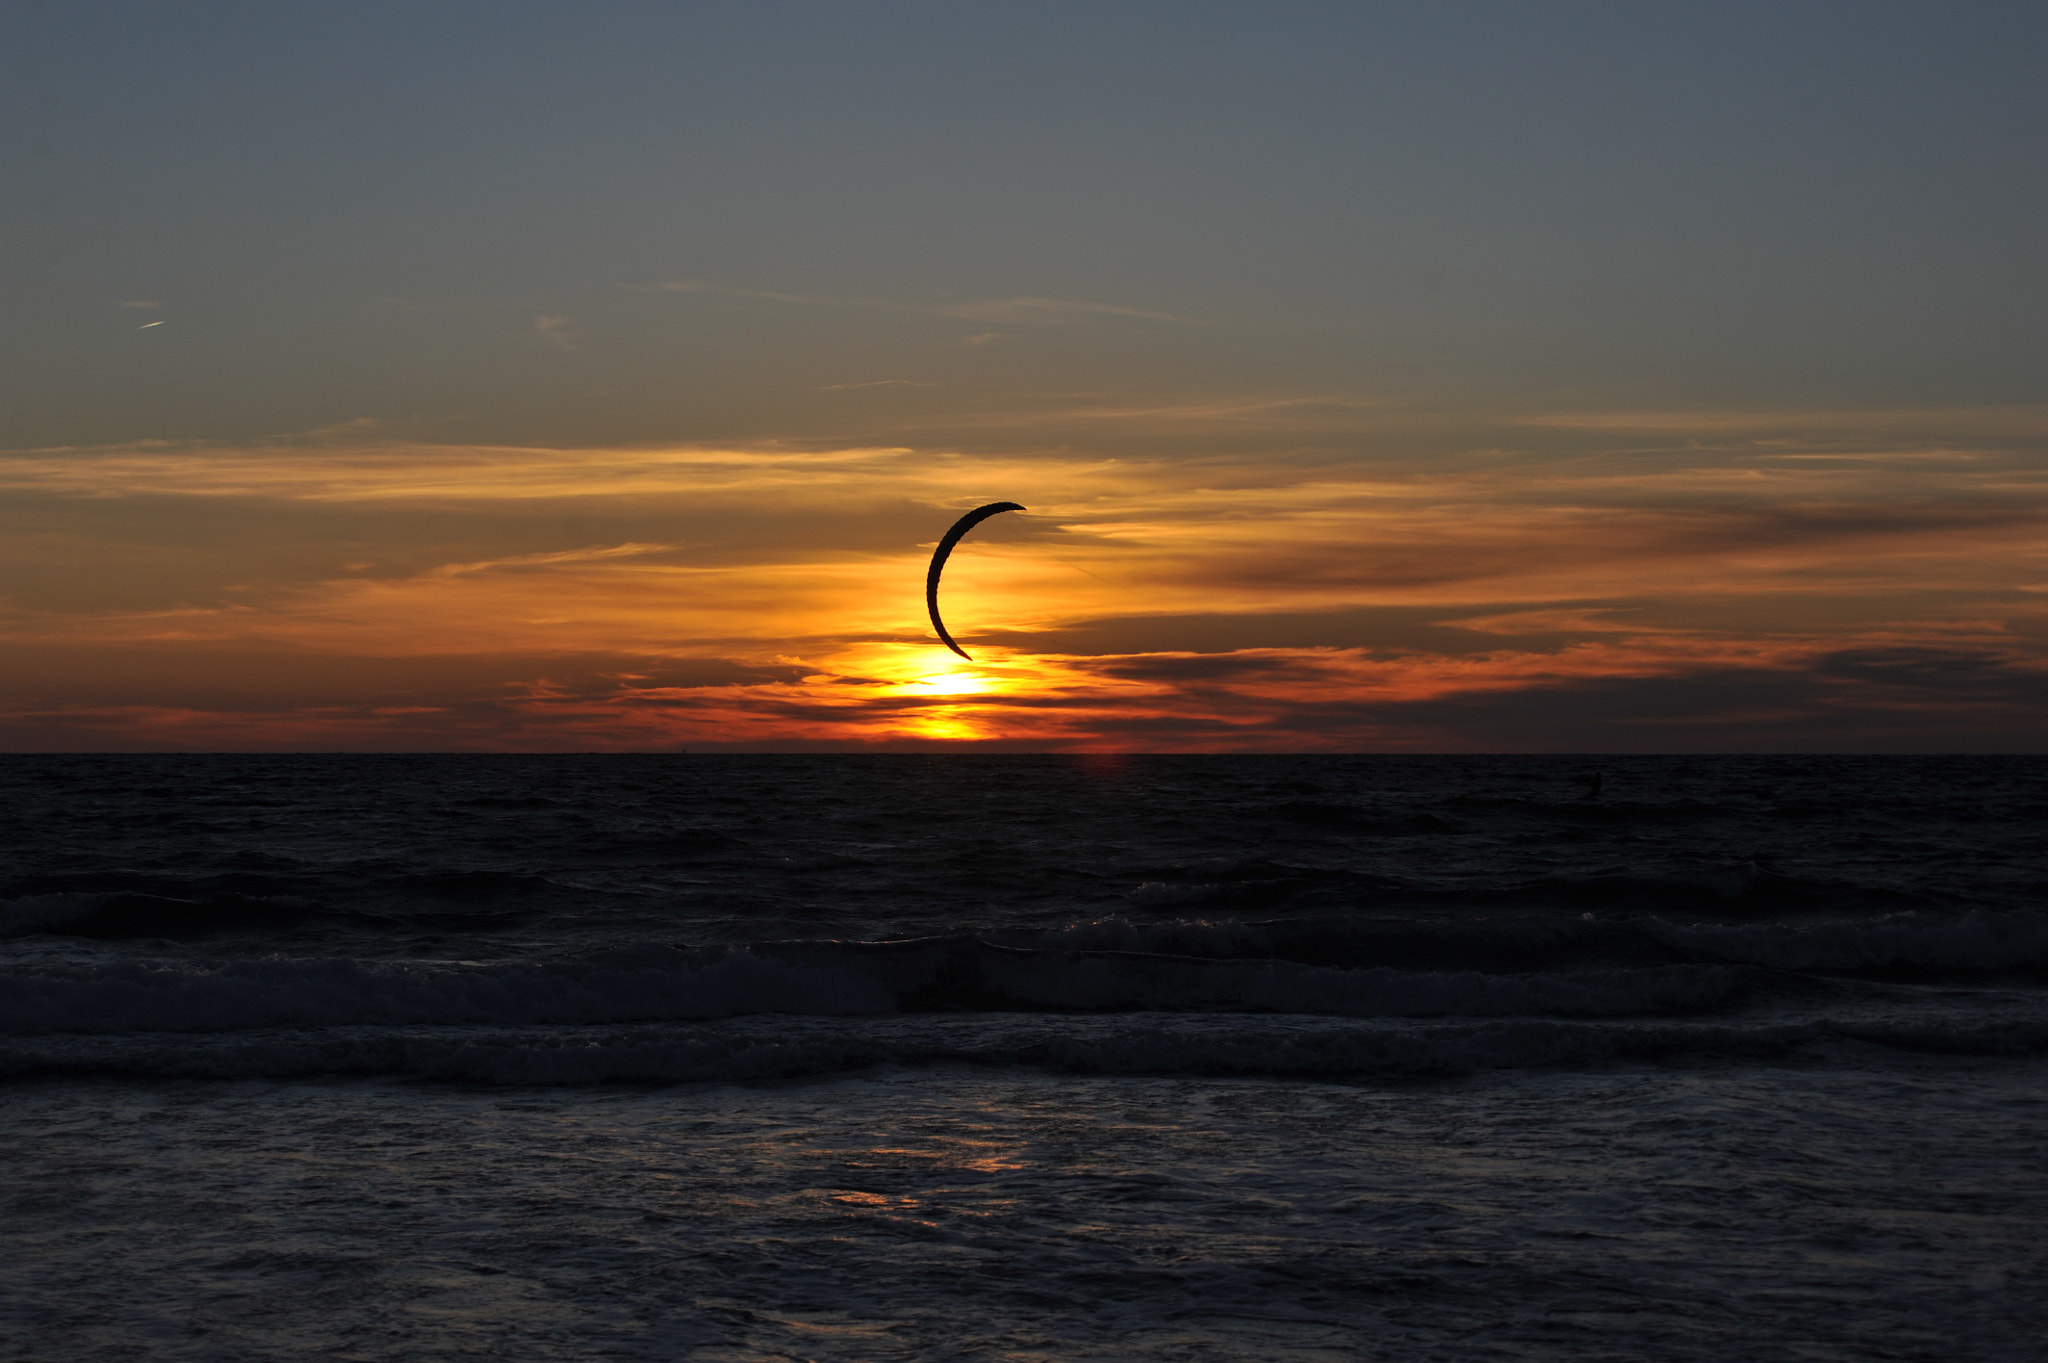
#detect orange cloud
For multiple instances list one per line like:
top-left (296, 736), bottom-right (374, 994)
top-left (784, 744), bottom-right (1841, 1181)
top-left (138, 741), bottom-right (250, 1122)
top-left (1, 404), bottom-right (2044, 750)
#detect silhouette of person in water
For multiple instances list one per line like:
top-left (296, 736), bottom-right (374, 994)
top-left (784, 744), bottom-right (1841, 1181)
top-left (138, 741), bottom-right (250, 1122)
top-left (1576, 771), bottom-right (1603, 799)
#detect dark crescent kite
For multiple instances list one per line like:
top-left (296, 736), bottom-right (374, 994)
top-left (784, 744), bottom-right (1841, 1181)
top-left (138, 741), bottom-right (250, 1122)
top-left (926, 501), bottom-right (1026, 660)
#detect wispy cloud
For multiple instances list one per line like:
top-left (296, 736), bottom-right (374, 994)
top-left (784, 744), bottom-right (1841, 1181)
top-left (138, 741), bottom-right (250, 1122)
top-left (2, 401), bottom-right (2042, 749)
top-left (651, 279), bottom-right (1198, 326)
top-left (936, 296), bottom-right (1196, 324)
top-left (530, 314), bottom-right (580, 348)
top-left (428, 542), bottom-right (681, 577)
top-left (1520, 406), bottom-right (2048, 437)
top-left (652, 279), bottom-right (851, 308)
top-left (1444, 608), bottom-right (1664, 636)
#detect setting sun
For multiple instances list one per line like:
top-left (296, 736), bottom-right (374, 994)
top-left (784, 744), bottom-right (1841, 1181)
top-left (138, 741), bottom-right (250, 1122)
top-left (898, 659), bottom-right (997, 699)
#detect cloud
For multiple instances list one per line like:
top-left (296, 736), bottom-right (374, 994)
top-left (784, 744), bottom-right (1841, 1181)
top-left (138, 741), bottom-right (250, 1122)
top-left (2, 398), bottom-right (2044, 749)
top-left (427, 542), bottom-right (682, 577)
top-left (530, 314), bottom-right (580, 347)
top-left (1445, 609), bottom-right (1657, 636)
top-left (818, 380), bottom-right (938, 391)
top-left (652, 279), bottom-right (849, 308)
top-left (933, 296), bottom-right (1197, 324)
top-left (1085, 652), bottom-right (1314, 683)
top-left (1814, 646), bottom-right (2047, 700)
top-left (8, 638), bottom-right (2043, 752)
top-left (651, 279), bottom-right (1197, 326)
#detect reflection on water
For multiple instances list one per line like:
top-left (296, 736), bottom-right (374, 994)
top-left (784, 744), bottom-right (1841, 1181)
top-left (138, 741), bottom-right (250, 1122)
top-left (4, 1064), bottom-right (2042, 1360)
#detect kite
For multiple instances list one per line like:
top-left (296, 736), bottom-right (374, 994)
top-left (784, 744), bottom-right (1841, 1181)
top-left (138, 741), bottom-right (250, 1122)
top-left (926, 502), bottom-right (1025, 660)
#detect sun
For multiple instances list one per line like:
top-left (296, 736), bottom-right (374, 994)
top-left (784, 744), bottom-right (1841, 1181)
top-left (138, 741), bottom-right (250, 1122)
top-left (898, 661), bottom-right (995, 698)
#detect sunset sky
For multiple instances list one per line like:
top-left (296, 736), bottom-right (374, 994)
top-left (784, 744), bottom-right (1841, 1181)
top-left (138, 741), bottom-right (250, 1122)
top-left (5, 1), bottom-right (2045, 750)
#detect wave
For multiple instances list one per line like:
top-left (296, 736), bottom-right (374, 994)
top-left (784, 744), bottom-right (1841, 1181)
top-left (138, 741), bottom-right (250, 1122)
top-left (999, 911), bottom-right (2048, 976)
top-left (0, 936), bottom-right (1833, 1040)
top-left (1428, 794), bottom-right (1760, 825)
top-left (0, 941), bottom-right (1776, 1037)
top-left (0, 947), bottom-right (895, 1035)
top-left (5, 908), bottom-right (2042, 1038)
top-left (0, 889), bottom-right (537, 939)
top-left (6, 1011), bottom-right (2046, 1085)
top-left (1474, 865), bottom-right (1934, 915)
top-left (1644, 914), bottom-right (2048, 973)
top-left (0, 892), bottom-right (322, 939)
top-left (1115, 855), bottom-right (1953, 917)
top-left (0, 851), bottom-right (1988, 943)
top-left (1270, 801), bottom-right (1462, 833)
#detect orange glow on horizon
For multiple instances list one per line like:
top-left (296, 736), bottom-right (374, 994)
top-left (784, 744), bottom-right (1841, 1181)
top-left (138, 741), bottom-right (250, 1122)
top-left (2, 407), bottom-right (2045, 750)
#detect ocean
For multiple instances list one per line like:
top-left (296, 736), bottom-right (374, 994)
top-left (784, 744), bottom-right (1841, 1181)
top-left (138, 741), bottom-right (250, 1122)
top-left (2, 753), bottom-right (2043, 1360)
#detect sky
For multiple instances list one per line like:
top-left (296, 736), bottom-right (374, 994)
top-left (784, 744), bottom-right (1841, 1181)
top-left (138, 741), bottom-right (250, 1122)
top-left (3, 0), bottom-right (2045, 751)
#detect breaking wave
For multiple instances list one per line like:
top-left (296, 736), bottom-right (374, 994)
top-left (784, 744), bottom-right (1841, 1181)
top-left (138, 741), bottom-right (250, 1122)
top-left (4, 907), bottom-right (2042, 1041)
top-left (6, 1011), bottom-right (2047, 1084)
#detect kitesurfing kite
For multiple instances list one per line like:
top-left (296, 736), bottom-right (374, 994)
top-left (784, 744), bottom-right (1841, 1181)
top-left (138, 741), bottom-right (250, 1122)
top-left (926, 502), bottom-right (1025, 660)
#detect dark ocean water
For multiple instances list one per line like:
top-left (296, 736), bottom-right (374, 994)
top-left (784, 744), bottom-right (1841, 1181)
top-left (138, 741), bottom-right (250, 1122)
top-left (3, 754), bottom-right (2044, 1360)
top-left (3, 753), bottom-right (2044, 1080)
